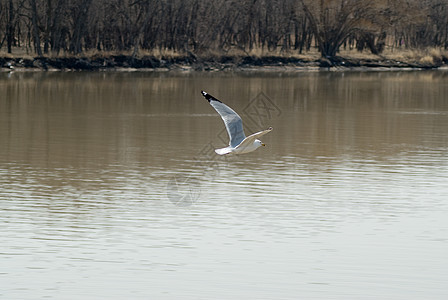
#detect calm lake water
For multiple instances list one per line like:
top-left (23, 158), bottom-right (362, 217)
top-left (1, 70), bottom-right (447, 299)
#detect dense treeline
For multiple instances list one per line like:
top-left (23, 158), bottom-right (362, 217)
top-left (1, 0), bottom-right (448, 57)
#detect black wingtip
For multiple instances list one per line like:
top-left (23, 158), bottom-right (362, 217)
top-left (201, 90), bottom-right (222, 103)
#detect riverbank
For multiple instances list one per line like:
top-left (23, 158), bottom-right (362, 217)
top-left (2, 49), bottom-right (448, 72)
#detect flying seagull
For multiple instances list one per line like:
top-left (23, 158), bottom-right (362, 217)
top-left (201, 91), bottom-right (273, 155)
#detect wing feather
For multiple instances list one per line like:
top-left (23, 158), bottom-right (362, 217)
top-left (201, 91), bottom-right (246, 147)
top-left (235, 127), bottom-right (273, 151)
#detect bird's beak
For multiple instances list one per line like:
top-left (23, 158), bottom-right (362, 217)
top-left (261, 143), bottom-right (266, 147)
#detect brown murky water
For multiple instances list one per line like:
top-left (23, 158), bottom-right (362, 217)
top-left (1, 71), bottom-right (447, 299)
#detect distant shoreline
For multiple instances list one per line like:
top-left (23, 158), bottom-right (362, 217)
top-left (1, 53), bottom-right (447, 72)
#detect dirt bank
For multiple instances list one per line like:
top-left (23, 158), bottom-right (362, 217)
top-left (1, 54), bottom-right (447, 72)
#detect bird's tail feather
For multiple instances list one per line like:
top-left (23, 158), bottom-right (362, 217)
top-left (215, 147), bottom-right (233, 155)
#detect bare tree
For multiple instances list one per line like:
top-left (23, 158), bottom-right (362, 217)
top-left (300, 0), bottom-right (382, 57)
top-left (2, 0), bottom-right (448, 56)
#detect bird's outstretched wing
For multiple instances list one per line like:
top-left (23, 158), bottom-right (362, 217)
top-left (235, 127), bottom-right (273, 151)
top-left (201, 91), bottom-right (246, 148)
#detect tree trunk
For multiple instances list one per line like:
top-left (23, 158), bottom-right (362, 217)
top-left (30, 0), bottom-right (43, 56)
top-left (44, 0), bottom-right (52, 54)
top-left (50, 0), bottom-right (65, 54)
top-left (70, 0), bottom-right (92, 54)
top-left (7, 0), bottom-right (14, 53)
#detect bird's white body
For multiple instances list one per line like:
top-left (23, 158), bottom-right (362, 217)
top-left (215, 139), bottom-right (264, 155)
top-left (201, 91), bottom-right (273, 155)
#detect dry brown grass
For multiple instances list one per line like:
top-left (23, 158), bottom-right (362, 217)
top-left (0, 47), bottom-right (33, 59)
top-left (137, 48), bottom-right (186, 58)
top-left (419, 55), bottom-right (434, 65)
top-left (195, 46), bottom-right (322, 62)
top-left (338, 46), bottom-right (448, 65)
top-left (2, 45), bottom-right (447, 66)
top-left (0, 46), bottom-right (188, 59)
top-left (380, 47), bottom-right (448, 65)
top-left (338, 49), bottom-right (379, 60)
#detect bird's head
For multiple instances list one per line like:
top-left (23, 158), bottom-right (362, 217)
top-left (255, 139), bottom-right (265, 147)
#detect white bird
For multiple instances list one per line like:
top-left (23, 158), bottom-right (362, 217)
top-left (201, 90), bottom-right (273, 155)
